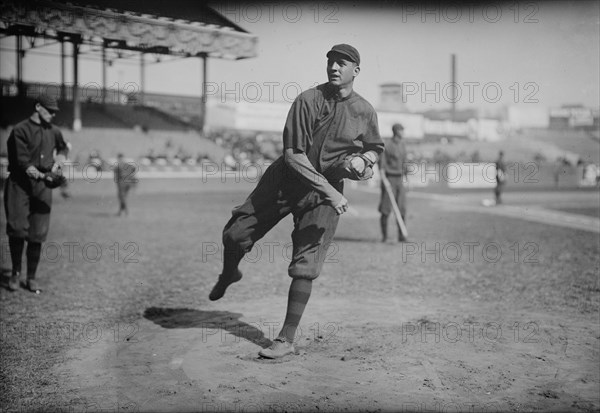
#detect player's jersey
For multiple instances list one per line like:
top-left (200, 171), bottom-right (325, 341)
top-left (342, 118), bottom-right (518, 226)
top-left (114, 161), bottom-right (137, 187)
top-left (283, 83), bottom-right (384, 176)
top-left (7, 118), bottom-right (68, 175)
top-left (380, 137), bottom-right (407, 176)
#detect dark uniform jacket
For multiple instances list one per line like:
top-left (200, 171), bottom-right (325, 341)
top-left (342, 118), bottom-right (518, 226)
top-left (283, 82), bottom-right (384, 180)
top-left (7, 118), bottom-right (68, 178)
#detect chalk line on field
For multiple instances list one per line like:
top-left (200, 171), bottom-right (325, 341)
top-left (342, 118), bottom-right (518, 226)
top-left (351, 186), bottom-right (600, 233)
top-left (429, 195), bottom-right (600, 234)
top-left (421, 359), bottom-right (445, 390)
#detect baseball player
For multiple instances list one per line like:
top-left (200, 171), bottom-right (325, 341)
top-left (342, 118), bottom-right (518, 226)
top-left (208, 44), bottom-right (384, 359)
top-left (378, 123), bottom-right (408, 242)
top-left (4, 94), bottom-right (69, 293)
top-left (114, 153), bottom-right (137, 216)
top-left (494, 150), bottom-right (506, 205)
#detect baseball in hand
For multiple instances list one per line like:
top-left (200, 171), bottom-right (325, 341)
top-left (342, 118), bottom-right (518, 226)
top-left (349, 157), bottom-right (366, 174)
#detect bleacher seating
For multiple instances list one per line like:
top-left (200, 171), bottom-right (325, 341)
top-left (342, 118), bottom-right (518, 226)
top-left (64, 128), bottom-right (226, 164)
top-left (522, 128), bottom-right (600, 165)
top-left (0, 96), bottom-right (193, 131)
top-left (0, 94), bottom-right (226, 165)
top-left (1, 124), bottom-right (225, 162)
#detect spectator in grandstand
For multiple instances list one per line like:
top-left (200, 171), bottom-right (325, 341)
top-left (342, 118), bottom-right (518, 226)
top-left (114, 153), bottom-right (137, 216)
top-left (553, 158), bottom-right (563, 188)
top-left (495, 151), bottom-right (506, 205)
top-left (88, 149), bottom-right (104, 172)
top-left (4, 94), bottom-right (69, 293)
top-left (146, 148), bottom-right (157, 163)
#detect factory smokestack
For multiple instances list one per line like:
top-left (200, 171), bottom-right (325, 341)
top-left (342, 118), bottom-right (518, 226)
top-left (451, 53), bottom-right (456, 121)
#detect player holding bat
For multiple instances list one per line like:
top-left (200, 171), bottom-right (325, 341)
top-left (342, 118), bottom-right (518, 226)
top-left (378, 123), bottom-right (409, 242)
top-left (208, 44), bottom-right (384, 359)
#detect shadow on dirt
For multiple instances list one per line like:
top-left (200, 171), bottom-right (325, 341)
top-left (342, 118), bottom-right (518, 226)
top-left (143, 307), bottom-right (271, 348)
top-left (333, 236), bottom-right (379, 243)
top-left (87, 212), bottom-right (119, 218)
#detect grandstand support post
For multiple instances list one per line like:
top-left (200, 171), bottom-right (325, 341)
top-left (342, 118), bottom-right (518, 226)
top-left (451, 53), bottom-right (456, 122)
top-left (60, 35), bottom-right (66, 102)
top-left (200, 53), bottom-right (208, 132)
top-left (72, 37), bottom-right (81, 131)
top-left (16, 34), bottom-right (24, 96)
top-left (139, 51), bottom-right (145, 105)
top-left (102, 41), bottom-right (107, 105)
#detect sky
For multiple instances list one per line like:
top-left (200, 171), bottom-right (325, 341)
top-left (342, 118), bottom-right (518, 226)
top-left (1, 0), bottom-right (599, 113)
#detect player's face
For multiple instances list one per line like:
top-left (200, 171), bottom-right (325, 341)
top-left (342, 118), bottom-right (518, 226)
top-left (36, 103), bottom-right (57, 124)
top-left (327, 53), bottom-right (359, 88)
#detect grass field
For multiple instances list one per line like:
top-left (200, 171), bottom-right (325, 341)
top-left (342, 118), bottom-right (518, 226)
top-left (1, 178), bottom-right (599, 412)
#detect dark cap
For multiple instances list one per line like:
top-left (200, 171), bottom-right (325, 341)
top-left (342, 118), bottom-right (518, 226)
top-left (326, 44), bottom-right (360, 65)
top-left (392, 123), bottom-right (404, 131)
top-left (36, 94), bottom-right (59, 112)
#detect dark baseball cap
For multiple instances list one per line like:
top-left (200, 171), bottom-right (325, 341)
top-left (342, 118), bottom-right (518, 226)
top-left (326, 44), bottom-right (360, 65)
top-left (393, 123), bottom-right (404, 131)
top-left (36, 94), bottom-right (60, 112)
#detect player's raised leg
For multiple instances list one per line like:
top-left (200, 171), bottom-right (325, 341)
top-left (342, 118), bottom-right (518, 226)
top-left (209, 164), bottom-right (290, 301)
top-left (208, 218), bottom-right (245, 301)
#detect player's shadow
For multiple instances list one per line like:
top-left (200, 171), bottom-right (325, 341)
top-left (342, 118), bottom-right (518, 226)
top-left (333, 235), bottom-right (379, 243)
top-left (143, 307), bottom-right (271, 348)
top-left (87, 212), bottom-right (118, 218)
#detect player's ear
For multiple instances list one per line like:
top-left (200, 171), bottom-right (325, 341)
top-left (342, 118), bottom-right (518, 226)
top-left (353, 64), bottom-right (360, 77)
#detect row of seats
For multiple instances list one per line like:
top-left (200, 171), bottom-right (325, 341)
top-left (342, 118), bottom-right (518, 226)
top-left (0, 96), bottom-right (194, 131)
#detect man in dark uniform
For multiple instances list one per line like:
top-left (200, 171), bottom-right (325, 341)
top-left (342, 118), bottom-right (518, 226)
top-left (208, 44), bottom-right (384, 359)
top-left (114, 153), bottom-right (137, 216)
top-left (4, 94), bottom-right (69, 293)
top-left (494, 150), bottom-right (506, 205)
top-left (378, 123), bottom-right (408, 242)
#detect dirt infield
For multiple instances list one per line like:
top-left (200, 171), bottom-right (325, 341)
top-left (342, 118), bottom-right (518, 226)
top-left (1, 179), bottom-right (599, 412)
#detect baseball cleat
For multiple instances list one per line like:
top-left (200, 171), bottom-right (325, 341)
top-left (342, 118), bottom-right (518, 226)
top-left (8, 273), bottom-right (20, 291)
top-left (208, 269), bottom-right (243, 301)
top-left (23, 279), bottom-right (42, 294)
top-left (258, 337), bottom-right (295, 359)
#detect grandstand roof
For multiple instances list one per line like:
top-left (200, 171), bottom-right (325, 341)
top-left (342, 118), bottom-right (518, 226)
top-left (0, 0), bottom-right (258, 59)
top-left (59, 0), bottom-right (251, 33)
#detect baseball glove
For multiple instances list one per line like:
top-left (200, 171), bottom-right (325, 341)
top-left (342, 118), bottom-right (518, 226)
top-left (328, 153), bottom-right (375, 182)
top-left (42, 172), bottom-right (67, 189)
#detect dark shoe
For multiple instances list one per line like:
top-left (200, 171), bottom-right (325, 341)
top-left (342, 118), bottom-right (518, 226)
top-left (24, 279), bottom-right (42, 294)
top-left (398, 236), bottom-right (408, 243)
top-left (8, 273), bottom-right (20, 291)
top-left (208, 269), bottom-right (242, 301)
top-left (258, 337), bottom-right (295, 359)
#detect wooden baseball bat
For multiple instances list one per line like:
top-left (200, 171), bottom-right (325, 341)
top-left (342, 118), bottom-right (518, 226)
top-left (381, 174), bottom-right (408, 238)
